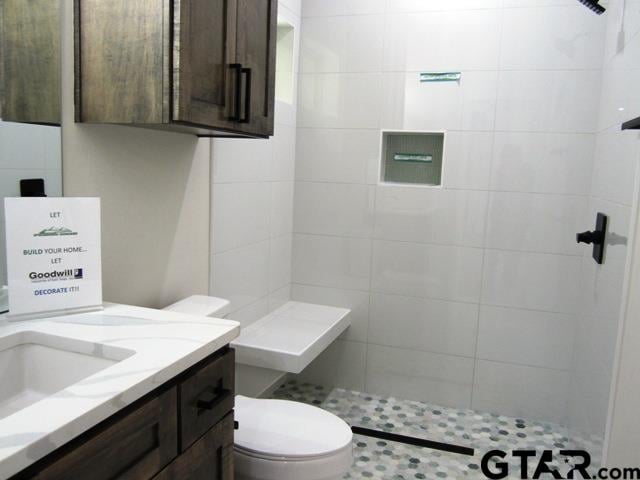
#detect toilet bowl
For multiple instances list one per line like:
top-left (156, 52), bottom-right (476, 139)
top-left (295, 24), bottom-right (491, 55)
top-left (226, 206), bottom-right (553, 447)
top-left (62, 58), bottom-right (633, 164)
top-left (234, 395), bottom-right (353, 480)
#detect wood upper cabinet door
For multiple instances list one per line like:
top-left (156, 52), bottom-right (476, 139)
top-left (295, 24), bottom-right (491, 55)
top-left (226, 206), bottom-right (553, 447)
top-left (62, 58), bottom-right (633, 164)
top-left (1, 0), bottom-right (61, 124)
top-left (234, 0), bottom-right (277, 137)
top-left (173, 0), bottom-right (239, 131)
top-left (75, 0), bottom-right (167, 124)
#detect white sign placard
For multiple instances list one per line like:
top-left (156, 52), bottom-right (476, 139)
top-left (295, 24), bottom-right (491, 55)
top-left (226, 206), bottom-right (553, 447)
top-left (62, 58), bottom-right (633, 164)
top-left (4, 197), bottom-right (102, 317)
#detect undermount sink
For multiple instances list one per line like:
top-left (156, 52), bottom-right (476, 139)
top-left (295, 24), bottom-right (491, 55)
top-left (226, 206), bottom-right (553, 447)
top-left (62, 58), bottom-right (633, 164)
top-left (0, 331), bottom-right (134, 419)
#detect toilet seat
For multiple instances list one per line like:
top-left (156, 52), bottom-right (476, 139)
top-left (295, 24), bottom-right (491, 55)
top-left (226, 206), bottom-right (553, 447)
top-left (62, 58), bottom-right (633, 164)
top-left (234, 395), bottom-right (353, 460)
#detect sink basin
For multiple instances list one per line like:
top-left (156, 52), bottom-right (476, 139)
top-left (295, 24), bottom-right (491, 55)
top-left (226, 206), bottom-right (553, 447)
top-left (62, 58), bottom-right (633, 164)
top-left (0, 331), bottom-right (134, 419)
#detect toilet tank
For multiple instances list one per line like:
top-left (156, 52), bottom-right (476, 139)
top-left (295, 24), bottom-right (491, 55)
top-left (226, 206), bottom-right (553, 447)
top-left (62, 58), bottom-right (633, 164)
top-left (163, 295), bottom-right (231, 318)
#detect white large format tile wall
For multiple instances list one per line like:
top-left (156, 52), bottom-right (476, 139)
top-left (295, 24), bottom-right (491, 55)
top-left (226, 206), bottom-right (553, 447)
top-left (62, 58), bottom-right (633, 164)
top-left (605, 1), bottom-right (640, 458)
top-left (572, 0), bottom-right (640, 452)
top-left (209, 0), bottom-right (301, 395)
top-left (0, 121), bottom-right (62, 285)
top-left (291, 0), bottom-right (639, 438)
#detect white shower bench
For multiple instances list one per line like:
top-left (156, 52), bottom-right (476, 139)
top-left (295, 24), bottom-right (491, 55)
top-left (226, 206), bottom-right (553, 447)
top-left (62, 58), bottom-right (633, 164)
top-left (231, 301), bottom-right (351, 374)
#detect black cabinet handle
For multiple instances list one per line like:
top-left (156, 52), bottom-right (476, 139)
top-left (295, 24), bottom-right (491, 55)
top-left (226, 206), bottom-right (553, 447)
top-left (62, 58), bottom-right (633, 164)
top-left (239, 67), bottom-right (252, 124)
top-left (196, 386), bottom-right (231, 411)
top-left (228, 63), bottom-right (243, 122)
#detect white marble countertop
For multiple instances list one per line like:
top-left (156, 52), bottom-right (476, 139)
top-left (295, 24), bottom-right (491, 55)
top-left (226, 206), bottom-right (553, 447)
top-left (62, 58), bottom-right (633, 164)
top-left (0, 303), bottom-right (240, 479)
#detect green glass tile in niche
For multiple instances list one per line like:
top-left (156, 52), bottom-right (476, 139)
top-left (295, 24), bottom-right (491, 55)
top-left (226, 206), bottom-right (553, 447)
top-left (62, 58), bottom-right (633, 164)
top-left (393, 153), bottom-right (433, 163)
top-left (381, 131), bottom-right (445, 186)
top-left (420, 72), bottom-right (461, 83)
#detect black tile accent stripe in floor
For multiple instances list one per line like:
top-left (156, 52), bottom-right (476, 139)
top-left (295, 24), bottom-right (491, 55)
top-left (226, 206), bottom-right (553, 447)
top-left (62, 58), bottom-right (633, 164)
top-left (351, 425), bottom-right (475, 456)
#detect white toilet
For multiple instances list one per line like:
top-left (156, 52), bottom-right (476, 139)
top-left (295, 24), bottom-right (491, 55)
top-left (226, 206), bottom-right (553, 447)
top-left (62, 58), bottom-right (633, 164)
top-left (163, 296), bottom-right (354, 480)
top-left (234, 395), bottom-right (353, 480)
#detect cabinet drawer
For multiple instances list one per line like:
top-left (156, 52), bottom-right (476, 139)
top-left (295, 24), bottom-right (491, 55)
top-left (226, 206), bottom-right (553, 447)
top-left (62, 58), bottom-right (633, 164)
top-left (32, 388), bottom-right (178, 480)
top-left (154, 413), bottom-right (234, 480)
top-left (180, 349), bottom-right (235, 450)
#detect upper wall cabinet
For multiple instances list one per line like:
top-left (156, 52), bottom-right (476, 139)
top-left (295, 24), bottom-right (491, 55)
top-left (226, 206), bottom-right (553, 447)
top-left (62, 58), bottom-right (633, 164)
top-left (0, 0), bottom-right (61, 125)
top-left (74, 0), bottom-right (277, 138)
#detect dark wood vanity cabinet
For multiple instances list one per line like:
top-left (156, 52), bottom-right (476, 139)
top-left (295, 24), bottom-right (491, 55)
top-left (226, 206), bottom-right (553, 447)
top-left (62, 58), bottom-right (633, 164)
top-left (75, 0), bottom-right (277, 138)
top-left (11, 347), bottom-right (236, 480)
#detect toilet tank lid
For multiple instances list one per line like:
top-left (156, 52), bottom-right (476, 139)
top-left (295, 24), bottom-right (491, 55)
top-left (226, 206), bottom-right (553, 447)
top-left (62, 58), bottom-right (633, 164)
top-left (234, 395), bottom-right (353, 459)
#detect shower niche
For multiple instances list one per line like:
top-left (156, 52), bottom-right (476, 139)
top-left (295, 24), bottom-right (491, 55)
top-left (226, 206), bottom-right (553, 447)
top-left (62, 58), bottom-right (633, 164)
top-left (380, 131), bottom-right (445, 186)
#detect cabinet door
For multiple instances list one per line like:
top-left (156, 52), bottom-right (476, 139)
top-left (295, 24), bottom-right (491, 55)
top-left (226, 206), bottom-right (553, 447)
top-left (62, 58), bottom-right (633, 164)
top-left (1, 0), bottom-right (61, 124)
top-left (180, 349), bottom-right (235, 451)
top-left (234, 0), bottom-right (277, 137)
top-left (154, 413), bottom-right (234, 480)
top-left (29, 389), bottom-right (178, 480)
top-left (173, 0), bottom-right (240, 131)
top-left (75, 0), bottom-right (167, 124)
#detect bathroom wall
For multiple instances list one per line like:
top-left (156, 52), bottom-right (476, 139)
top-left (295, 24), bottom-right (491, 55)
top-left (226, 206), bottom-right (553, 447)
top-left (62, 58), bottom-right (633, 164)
top-left (0, 121), bottom-right (62, 285)
top-left (576, 0), bottom-right (640, 461)
top-left (209, 0), bottom-right (301, 396)
top-left (60, 0), bottom-right (210, 308)
top-left (292, 0), bottom-right (608, 425)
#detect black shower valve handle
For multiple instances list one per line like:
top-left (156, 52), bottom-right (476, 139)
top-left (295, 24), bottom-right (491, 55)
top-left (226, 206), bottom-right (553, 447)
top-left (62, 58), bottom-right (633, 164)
top-left (576, 230), bottom-right (604, 245)
top-left (577, 212), bottom-right (608, 265)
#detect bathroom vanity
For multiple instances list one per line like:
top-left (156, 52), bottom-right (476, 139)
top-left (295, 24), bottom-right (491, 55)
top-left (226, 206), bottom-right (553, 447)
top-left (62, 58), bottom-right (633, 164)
top-left (0, 304), bottom-right (240, 479)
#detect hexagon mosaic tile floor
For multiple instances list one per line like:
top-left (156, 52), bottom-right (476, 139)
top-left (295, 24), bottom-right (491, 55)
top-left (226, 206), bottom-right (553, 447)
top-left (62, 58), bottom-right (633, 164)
top-left (272, 381), bottom-right (602, 480)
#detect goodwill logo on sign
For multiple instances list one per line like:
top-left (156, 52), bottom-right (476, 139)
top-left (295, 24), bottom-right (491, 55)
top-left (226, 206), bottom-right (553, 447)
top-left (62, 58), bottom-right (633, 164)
top-left (28, 268), bottom-right (84, 282)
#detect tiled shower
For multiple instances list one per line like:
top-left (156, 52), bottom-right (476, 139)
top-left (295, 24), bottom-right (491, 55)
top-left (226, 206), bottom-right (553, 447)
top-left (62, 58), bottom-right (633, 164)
top-left (211, 0), bottom-right (640, 473)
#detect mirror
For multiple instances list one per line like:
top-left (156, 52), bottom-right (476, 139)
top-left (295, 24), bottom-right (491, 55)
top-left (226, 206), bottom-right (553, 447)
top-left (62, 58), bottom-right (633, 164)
top-left (0, 0), bottom-right (63, 313)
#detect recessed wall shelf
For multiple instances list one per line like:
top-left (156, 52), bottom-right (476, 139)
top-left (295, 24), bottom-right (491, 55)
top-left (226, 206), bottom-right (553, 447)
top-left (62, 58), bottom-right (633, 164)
top-left (381, 131), bottom-right (445, 186)
top-left (275, 18), bottom-right (295, 104)
top-left (622, 116), bottom-right (640, 130)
